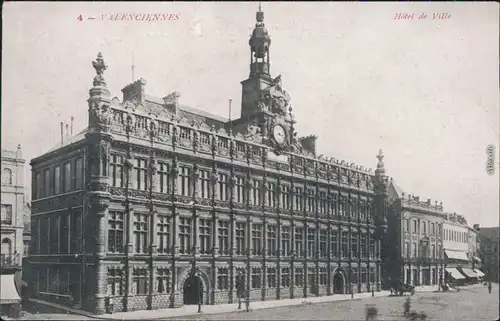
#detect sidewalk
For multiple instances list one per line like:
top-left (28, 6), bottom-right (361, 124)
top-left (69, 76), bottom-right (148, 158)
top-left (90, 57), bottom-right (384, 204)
top-left (29, 291), bottom-right (391, 320)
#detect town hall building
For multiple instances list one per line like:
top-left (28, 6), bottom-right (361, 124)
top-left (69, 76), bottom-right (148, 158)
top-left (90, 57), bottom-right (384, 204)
top-left (29, 7), bottom-right (390, 314)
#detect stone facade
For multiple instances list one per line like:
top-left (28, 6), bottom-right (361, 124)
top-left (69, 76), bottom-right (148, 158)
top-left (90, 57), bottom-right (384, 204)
top-left (1, 146), bottom-right (25, 269)
top-left (383, 180), bottom-right (446, 288)
top-left (29, 7), bottom-right (390, 315)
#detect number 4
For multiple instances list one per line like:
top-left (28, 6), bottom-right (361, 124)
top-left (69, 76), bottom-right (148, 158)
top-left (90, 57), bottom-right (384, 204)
top-left (77, 15), bottom-right (83, 22)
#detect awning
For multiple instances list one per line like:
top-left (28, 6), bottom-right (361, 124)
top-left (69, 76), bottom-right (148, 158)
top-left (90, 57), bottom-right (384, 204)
top-left (473, 269), bottom-right (485, 277)
top-left (473, 256), bottom-right (482, 263)
top-left (445, 268), bottom-right (465, 280)
top-left (460, 268), bottom-right (478, 278)
top-left (444, 249), bottom-right (469, 261)
top-left (0, 274), bottom-right (21, 304)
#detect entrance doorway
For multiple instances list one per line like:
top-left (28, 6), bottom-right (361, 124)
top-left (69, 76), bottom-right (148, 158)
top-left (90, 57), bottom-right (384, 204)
top-left (333, 271), bottom-right (344, 294)
top-left (183, 275), bottom-right (202, 305)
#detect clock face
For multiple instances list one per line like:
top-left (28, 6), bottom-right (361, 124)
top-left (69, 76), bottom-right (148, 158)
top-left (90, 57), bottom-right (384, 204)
top-left (273, 125), bottom-right (286, 144)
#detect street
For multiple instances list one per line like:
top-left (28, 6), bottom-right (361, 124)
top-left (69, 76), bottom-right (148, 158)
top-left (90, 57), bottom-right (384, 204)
top-left (170, 284), bottom-right (499, 321)
top-left (16, 284), bottom-right (498, 321)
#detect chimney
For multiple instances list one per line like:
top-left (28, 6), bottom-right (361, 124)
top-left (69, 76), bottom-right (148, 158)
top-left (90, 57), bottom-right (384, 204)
top-left (60, 122), bottom-right (64, 146)
top-left (66, 123), bottom-right (69, 137)
top-left (427, 198), bottom-right (431, 205)
top-left (71, 116), bottom-right (74, 135)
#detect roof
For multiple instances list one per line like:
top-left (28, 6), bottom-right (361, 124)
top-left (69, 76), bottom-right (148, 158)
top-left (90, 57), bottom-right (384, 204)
top-left (391, 181), bottom-right (405, 198)
top-left (46, 127), bottom-right (88, 153)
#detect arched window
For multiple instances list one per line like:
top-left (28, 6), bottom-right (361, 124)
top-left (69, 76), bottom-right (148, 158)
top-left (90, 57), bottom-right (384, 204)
top-left (2, 168), bottom-right (12, 185)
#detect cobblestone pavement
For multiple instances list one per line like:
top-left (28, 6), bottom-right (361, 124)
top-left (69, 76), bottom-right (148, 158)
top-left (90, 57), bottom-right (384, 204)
top-left (173, 284), bottom-right (499, 321)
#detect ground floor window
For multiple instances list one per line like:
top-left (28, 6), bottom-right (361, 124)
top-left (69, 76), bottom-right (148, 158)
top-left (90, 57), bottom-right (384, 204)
top-left (107, 268), bottom-right (124, 296)
top-left (251, 268), bottom-right (261, 289)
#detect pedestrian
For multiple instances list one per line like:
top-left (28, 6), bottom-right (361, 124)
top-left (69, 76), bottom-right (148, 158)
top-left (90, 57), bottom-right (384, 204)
top-left (488, 282), bottom-right (492, 294)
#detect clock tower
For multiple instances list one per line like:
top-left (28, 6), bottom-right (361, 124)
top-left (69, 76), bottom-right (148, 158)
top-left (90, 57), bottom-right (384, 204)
top-left (237, 4), bottom-right (297, 154)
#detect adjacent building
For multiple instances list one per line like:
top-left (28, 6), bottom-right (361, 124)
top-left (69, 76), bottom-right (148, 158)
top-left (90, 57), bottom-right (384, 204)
top-left (477, 227), bottom-right (499, 283)
top-left (1, 146), bottom-right (25, 317)
top-left (442, 213), bottom-right (478, 285)
top-left (382, 181), bottom-right (446, 288)
top-left (28, 7), bottom-right (390, 315)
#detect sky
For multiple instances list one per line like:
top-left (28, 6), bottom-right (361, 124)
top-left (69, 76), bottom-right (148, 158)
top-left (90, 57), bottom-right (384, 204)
top-left (2, 2), bottom-right (499, 227)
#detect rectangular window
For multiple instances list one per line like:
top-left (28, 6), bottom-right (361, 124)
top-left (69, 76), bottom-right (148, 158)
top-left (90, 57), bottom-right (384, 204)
top-left (199, 218), bottom-right (212, 255)
top-left (360, 234), bottom-right (367, 258)
top-left (294, 267), bottom-right (303, 287)
top-left (54, 166), bottom-right (61, 194)
top-left (339, 200), bottom-right (346, 216)
top-left (1, 204), bottom-right (13, 225)
top-left (405, 219), bottom-right (410, 232)
top-left (412, 220), bottom-right (417, 234)
top-left (319, 230), bottom-right (327, 258)
top-left (422, 221), bottom-right (427, 235)
top-left (319, 267), bottom-right (327, 286)
top-left (267, 225), bottom-right (277, 256)
top-left (307, 228), bottom-right (315, 258)
top-left (267, 267), bottom-right (277, 288)
top-left (63, 162), bottom-right (71, 193)
top-left (351, 233), bottom-right (358, 258)
top-left (252, 224), bottom-right (262, 255)
top-left (431, 223), bottom-right (435, 235)
top-left (281, 226), bottom-right (291, 256)
top-left (179, 217), bottom-right (192, 254)
top-left (281, 267), bottom-right (290, 287)
top-left (75, 158), bottom-right (84, 190)
top-left (179, 166), bottom-right (191, 196)
top-left (281, 185), bottom-right (290, 209)
top-left (132, 269), bottom-right (148, 295)
top-left (431, 244), bottom-right (436, 259)
top-left (218, 173), bottom-right (228, 201)
top-left (267, 182), bottom-right (276, 208)
top-left (70, 210), bottom-right (82, 253)
top-left (405, 242), bottom-right (410, 258)
top-left (134, 158), bottom-right (148, 191)
top-left (44, 168), bottom-right (51, 197)
top-left (236, 177), bottom-right (245, 203)
top-left (370, 268), bottom-right (376, 285)
top-left (158, 162), bottom-right (170, 193)
top-left (110, 154), bottom-right (124, 188)
top-left (40, 217), bottom-right (49, 254)
top-left (50, 215), bottom-right (59, 254)
top-left (251, 179), bottom-right (260, 206)
top-left (134, 213), bottom-right (148, 254)
top-left (341, 231), bottom-right (348, 258)
top-left (294, 187), bottom-right (303, 211)
top-left (235, 222), bottom-right (246, 255)
top-left (157, 215), bottom-right (170, 254)
top-left (307, 188), bottom-right (315, 212)
top-left (218, 220), bottom-right (229, 255)
top-left (329, 195), bottom-right (337, 216)
top-left (199, 169), bottom-right (210, 199)
top-left (156, 268), bottom-right (170, 294)
top-left (107, 268), bottom-right (123, 296)
top-left (251, 268), bottom-right (261, 289)
top-left (412, 242), bottom-right (417, 257)
top-left (108, 211), bottom-right (124, 253)
top-left (351, 201), bottom-right (358, 218)
top-left (217, 268), bottom-right (229, 290)
top-left (361, 268), bottom-right (367, 284)
top-left (351, 268), bottom-right (358, 284)
top-left (319, 191), bottom-right (327, 215)
top-left (330, 229), bottom-right (338, 258)
top-left (35, 172), bottom-right (42, 200)
top-left (369, 235), bottom-right (375, 258)
top-left (295, 227), bottom-right (304, 257)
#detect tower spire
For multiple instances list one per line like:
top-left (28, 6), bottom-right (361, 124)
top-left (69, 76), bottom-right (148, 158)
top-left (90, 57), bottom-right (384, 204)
top-left (249, 2), bottom-right (271, 77)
